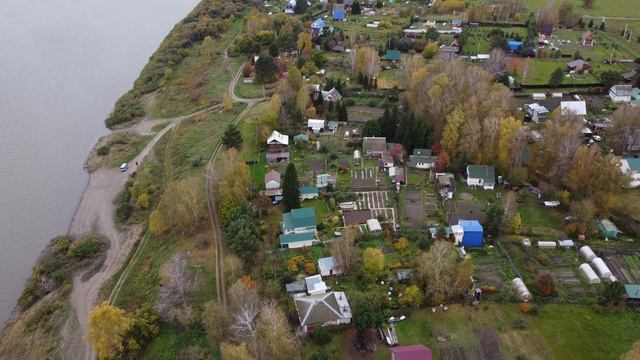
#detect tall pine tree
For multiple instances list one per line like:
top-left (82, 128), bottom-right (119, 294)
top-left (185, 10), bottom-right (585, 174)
top-left (282, 162), bottom-right (301, 212)
top-left (222, 124), bottom-right (243, 149)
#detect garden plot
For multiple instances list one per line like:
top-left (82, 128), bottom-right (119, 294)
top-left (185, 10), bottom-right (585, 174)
top-left (354, 191), bottom-right (396, 224)
top-left (440, 347), bottom-right (469, 360)
top-left (351, 168), bottom-right (377, 188)
top-left (605, 254), bottom-right (640, 285)
top-left (403, 190), bottom-right (427, 230)
top-left (474, 326), bottom-right (503, 360)
top-left (448, 200), bottom-right (484, 224)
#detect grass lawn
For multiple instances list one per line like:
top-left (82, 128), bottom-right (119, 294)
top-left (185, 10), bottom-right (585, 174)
top-left (519, 59), bottom-right (600, 85)
top-left (234, 81), bottom-right (265, 99)
top-left (516, 194), bottom-right (564, 236)
top-left (303, 198), bottom-right (334, 223)
top-left (392, 303), bottom-right (640, 360)
top-left (143, 322), bottom-right (214, 360)
top-left (106, 132), bottom-right (153, 168)
top-left (522, 0), bottom-right (639, 17)
top-left (454, 180), bottom-right (498, 205)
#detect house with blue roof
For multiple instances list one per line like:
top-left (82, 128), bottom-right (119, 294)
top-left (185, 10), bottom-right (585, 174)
top-left (300, 186), bottom-right (319, 200)
top-left (507, 41), bottom-right (522, 53)
top-left (312, 18), bottom-right (325, 36)
top-left (333, 9), bottom-right (345, 21)
top-left (283, 207), bottom-right (317, 235)
top-left (459, 220), bottom-right (483, 248)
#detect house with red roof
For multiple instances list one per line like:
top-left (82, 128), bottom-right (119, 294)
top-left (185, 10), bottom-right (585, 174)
top-left (390, 344), bottom-right (433, 360)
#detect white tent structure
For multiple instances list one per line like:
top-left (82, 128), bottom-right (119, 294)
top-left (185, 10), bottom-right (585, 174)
top-left (579, 246), bottom-right (596, 262)
top-left (537, 241), bottom-right (557, 249)
top-left (512, 278), bottom-right (532, 301)
top-left (590, 258), bottom-right (613, 279)
top-left (579, 263), bottom-right (601, 284)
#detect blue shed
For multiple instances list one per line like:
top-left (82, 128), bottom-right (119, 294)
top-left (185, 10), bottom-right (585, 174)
top-left (459, 220), bottom-right (483, 248)
top-left (333, 9), bottom-right (345, 21)
top-left (507, 41), bottom-right (522, 52)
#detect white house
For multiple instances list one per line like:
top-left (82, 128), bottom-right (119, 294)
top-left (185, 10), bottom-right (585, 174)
top-left (308, 119), bottom-right (327, 133)
top-left (609, 85), bottom-right (633, 104)
top-left (620, 157), bottom-right (640, 188)
top-left (466, 165), bottom-right (495, 190)
top-left (304, 275), bottom-right (328, 295)
top-left (294, 291), bottom-right (352, 333)
top-left (525, 103), bottom-right (550, 123)
top-left (560, 101), bottom-right (587, 117)
top-left (367, 218), bottom-right (383, 235)
top-left (264, 170), bottom-right (281, 190)
top-left (318, 256), bottom-right (344, 276)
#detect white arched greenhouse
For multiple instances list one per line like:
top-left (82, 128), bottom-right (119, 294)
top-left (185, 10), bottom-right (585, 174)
top-left (590, 258), bottom-right (613, 279)
top-left (578, 263), bottom-right (601, 284)
top-left (512, 278), bottom-right (532, 301)
top-left (579, 246), bottom-right (597, 262)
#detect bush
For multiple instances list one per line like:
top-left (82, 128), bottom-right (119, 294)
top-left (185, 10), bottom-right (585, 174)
top-left (310, 326), bottom-right (332, 345)
top-left (97, 146), bottom-right (110, 156)
top-left (71, 237), bottom-right (107, 261)
top-left (518, 302), bottom-right (538, 314)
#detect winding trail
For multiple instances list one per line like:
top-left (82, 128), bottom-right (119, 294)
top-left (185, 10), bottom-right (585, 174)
top-left (61, 26), bottom-right (263, 358)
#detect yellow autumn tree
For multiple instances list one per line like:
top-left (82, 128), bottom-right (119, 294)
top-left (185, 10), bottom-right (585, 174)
top-left (223, 92), bottom-right (234, 112)
top-left (296, 32), bottom-right (313, 55)
top-left (295, 85), bottom-right (310, 117)
top-left (86, 301), bottom-right (132, 360)
top-left (497, 116), bottom-right (523, 171)
top-left (441, 109), bottom-right (465, 162)
top-left (362, 248), bottom-right (385, 278)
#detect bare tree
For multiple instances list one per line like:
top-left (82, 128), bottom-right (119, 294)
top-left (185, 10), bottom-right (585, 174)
top-left (230, 302), bottom-right (259, 348)
top-left (330, 229), bottom-right (357, 274)
top-left (256, 301), bottom-right (299, 360)
top-left (609, 105), bottom-right (640, 155)
top-left (346, 48), bottom-right (357, 74)
top-left (542, 114), bottom-right (583, 184)
top-left (535, 0), bottom-right (559, 25)
top-left (416, 241), bottom-right (460, 304)
top-left (397, 55), bottom-right (425, 90)
top-left (484, 48), bottom-right (508, 78)
top-left (156, 255), bottom-right (198, 322)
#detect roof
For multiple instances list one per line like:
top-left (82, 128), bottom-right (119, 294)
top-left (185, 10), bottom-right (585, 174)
top-left (625, 285), bottom-right (640, 299)
top-left (409, 155), bottom-right (437, 167)
top-left (526, 103), bottom-right (549, 113)
top-left (382, 49), bottom-right (401, 61)
top-left (611, 84), bottom-right (633, 96)
top-left (300, 186), bottom-right (319, 195)
top-left (294, 133), bottom-right (309, 142)
top-left (363, 137), bottom-right (387, 153)
top-left (318, 256), bottom-right (339, 274)
top-left (283, 208), bottom-right (316, 229)
top-left (265, 170), bottom-right (281, 183)
top-left (305, 275), bottom-right (327, 294)
top-left (267, 130), bottom-right (289, 145)
top-left (467, 165), bottom-right (495, 184)
top-left (624, 157), bottom-right (640, 172)
top-left (413, 148), bottom-right (431, 156)
top-left (322, 88), bottom-right (342, 101)
top-left (327, 121), bottom-right (339, 130)
top-left (367, 218), bottom-right (382, 231)
top-left (459, 219), bottom-right (483, 232)
top-left (343, 209), bottom-right (373, 226)
top-left (312, 18), bottom-right (325, 29)
top-left (598, 218), bottom-right (621, 234)
top-left (294, 291), bottom-right (351, 326)
top-left (581, 31), bottom-right (593, 40)
top-left (567, 59), bottom-right (589, 69)
top-left (507, 41), bottom-right (522, 49)
top-left (539, 24), bottom-right (554, 33)
top-left (560, 101), bottom-right (587, 116)
top-left (333, 9), bottom-right (345, 20)
top-left (390, 344), bottom-right (433, 360)
top-left (308, 119), bottom-right (326, 128)
top-left (285, 279), bottom-right (307, 293)
top-left (279, 232), bottom-right (315, 245)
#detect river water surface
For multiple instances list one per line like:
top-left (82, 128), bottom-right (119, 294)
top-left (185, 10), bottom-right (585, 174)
top-left (0, 0), bottom-right (199, 324)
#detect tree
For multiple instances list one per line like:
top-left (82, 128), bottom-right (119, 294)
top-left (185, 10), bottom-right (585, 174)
top-left (337, 101), bottom-right (349, 122)
top-left (269, 43), bottom-right (279, 57)
top-left (220, 342), bottom-right (256, 360)
top-left (125, 303), bottom-right (160, 355)
top-left (295, 85), bottom-right (310, 117)
top-left (86, 301), bottom-right (132, 360)
top-left (150, 176), bottom-right (204, 236)
top-left (331, 229), bottom-right (357, 274)
top-left (441, 109), bottom-right (465, 162)
top-left (223, 92), bottom-right (234, 111)
top-left (400, 285), bottom-right (424, 308)
top-left (485, 48), bottom-right (508, 77)
top-left (609, 105), bottom-right (640, 155)
top-left (294, 0), bottom-right (308, 14)
top-left (599, 22), bottom-right (605, 31)
top-left (222, 124), bottom-right (243, 149)
top-left (535, 0), bottom-right (559, 26)
top-left (416, 241), bottom-right (465, 303)
top-left (600, 70), bottom-right (623, 88)
top-left (588, 19), bottom-right (594, 28)
top-left (296, 32), bottom-right (313, 55)
top-left (558, 1), bottom-right (578, 27)
top-left (352, 298), bottom-right (383, 344)
top-left (484, 202), bottom-right (505, 237)
top-left (422, 42), bottom-right (439, 60)
top-left (435, 149), bottom-right (450, 172)
top-left (535, 273), bottom-right (556, 296)
top-left (203, 300), bottom-right (231, 344)
top-left (498, 116), bottom-right (524, 172)
top-left (287, 66), bottom-right (303, 93)
top-left (582, 0), bottom-right (596, 9)
top-left (201, 35), bottom-right (215, 61)
top-left (362, 248), bottom-right (385, 278)
top-left (156, 255), bottom-right (197, 323)
top-left (223, 203), bottom-right (261, 264)
top-left (256, 301), bottom-right (299, 360)
top-left (255, 54), bottom-right (278, 83)
top-left (509, 212), bottom-right (523, 234)
top-left (282, 163), bottom-right (300, 212)
top-left (599, 281), bottom-right (625, 305)
top-left (549, 67), bottom-right (564, 87)
top-left (352, 1), bottom-right (361, 14)
top-left (354, 46), bottom-right (380, 80)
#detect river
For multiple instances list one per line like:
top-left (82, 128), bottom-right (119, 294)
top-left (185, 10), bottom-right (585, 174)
top-left (0, 0), bottom-right (199, 324)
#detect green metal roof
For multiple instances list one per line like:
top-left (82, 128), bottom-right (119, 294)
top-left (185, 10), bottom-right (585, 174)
top-left (382, 50), bottom-right (401, 61)
top-left (598, 218), bottom-right (621, 234)
top-left (300, 186), bottom-right (319, 195)
top-left (279, 232), bottom-right (315, 245)
top-left (625, 284), bottom-right (640, 299)
top-left (467, 165), bottom-right (495, 184)
top-left (283, 208), bottom-right (316, 230)
top-left (625, 157), bottom-right (640, 172)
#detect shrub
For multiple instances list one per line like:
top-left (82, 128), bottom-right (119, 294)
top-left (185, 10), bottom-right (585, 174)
top-left (310, 326), bottom-right (332, 345)
top-left (71, 237), bottom-right (106, 261)
top-left (518, 302), bottom-right (538, 314)
top-left (535, 273), bottom-right (555, 296)
top-left (97, 146), bottom-right (110, 156)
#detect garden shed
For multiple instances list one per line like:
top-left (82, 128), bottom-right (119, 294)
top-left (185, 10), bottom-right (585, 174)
top-left (579, 263), bottom-right (601, 284)
top-left (598, 219), bottom-right (622, 239)
top-left (459, 220), bottom-right (483, 248)
top-left (537, 241), bottom-right (557, 249)
top-left (590, 257), bottom-right (613, 279)
top-left (579, 245), bottom-right (596, 262)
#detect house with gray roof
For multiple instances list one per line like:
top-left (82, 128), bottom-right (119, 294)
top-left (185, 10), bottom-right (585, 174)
top-left (363, 137), bottom-right (387, 157)
top-left (294, 291), bottom-right (352, 332)
top-left (279, 232), bottom-right (316, 249)
top-left (466, 165), bottom-right (495, 190)
top-left (409, 148), bottom-right (437, 169)
top-left (609, 85), bottom-right (633, 103)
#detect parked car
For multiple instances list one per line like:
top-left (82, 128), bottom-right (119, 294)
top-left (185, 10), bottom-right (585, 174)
top-left (119, 162), bottom-right (128, 172)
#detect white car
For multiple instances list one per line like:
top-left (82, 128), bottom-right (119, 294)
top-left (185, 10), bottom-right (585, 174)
top-left (592, 135), bottom-right (602, 142)
top-left (119, 163), bottom-right (128, 172)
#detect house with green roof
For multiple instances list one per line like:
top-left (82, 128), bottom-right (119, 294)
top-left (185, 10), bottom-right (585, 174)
top-left (283, 207), bottom-right (317, 235)
top-left (300, 186), bottom-right (319, 200)
top-left (620, 157), bottom-right (640, 188)
top-left (279, 232), bottom-right (316, 249)
top-left (598, 218), bottom-right (622, 239)
top-left (466, 165), bottom-right (495, 190)
top-left (382, 49), bottom-right (401, 62)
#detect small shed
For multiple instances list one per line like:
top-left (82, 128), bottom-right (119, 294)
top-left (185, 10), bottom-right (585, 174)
top-left (579, 245), bottom-right (596, 262)
top-left (265, 170), bottom-right (281, 190)
top-left (624, 284), bottom-right (640, 300)
top-left (557, 239), bottom-right (574, 249)
top-left (507, 41), bottom-right (523, 52)
top-left (459, 220), bottom-right (483, 248)
top-left (590, 257), bottom-right (613, 279)
top-left (578, 263), bottom-right (601, 284)
top-left (537, 241), bottom-right (557, 249)
top-left (512, 278), bottom-right (532, 301)
top-left (367, 218), bottom-right (383, 235)
top-left (382, 49), bottom-right (401, 62)
top-left (354, 149), bottom-right (361, 160)
top-left (300, 186), bottom-right (319, 200)
top-left (285, 279), bottom-right (307, 294)
top-left (598, 219), bottom-right (622, 239)
top-left (294, 133), bottom-right (309, 144)
top-left (318, 256), bottom-right (343, 276)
